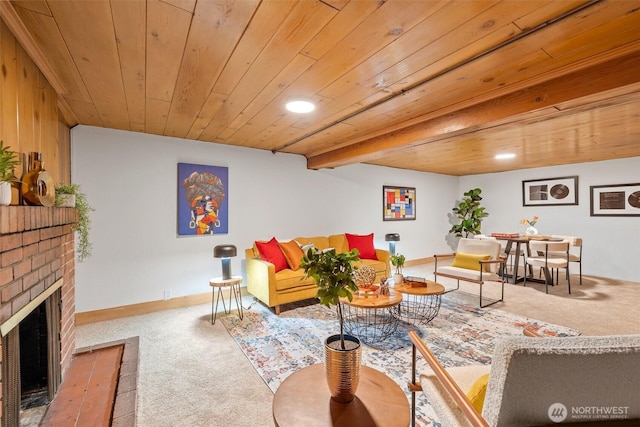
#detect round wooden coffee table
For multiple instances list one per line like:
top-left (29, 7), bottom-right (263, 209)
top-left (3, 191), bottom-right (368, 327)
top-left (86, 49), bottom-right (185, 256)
top-left (339, 292), bottom-right (402, 346)
top-left (272, 363), bottom-right (410, 427)
top-left (393, 280), bottom-right (445, 325)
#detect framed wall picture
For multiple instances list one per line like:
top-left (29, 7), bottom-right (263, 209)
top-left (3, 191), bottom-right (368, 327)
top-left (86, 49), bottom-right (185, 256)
top-left (590, 183), bottom-right (640, 217)
top-left (177, 163), bottom-right (229, 235)
top-left (383, 186), bottom-right (416, 221)
top-left (522, 176), bottom-right (578, 207)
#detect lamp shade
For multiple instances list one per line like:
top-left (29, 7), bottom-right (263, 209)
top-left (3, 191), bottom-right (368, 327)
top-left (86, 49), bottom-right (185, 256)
top-left (385, 233), bottom-right (400, 242)
top-left (214, 244), bottom-right (237, 258)
top-left (214, 244), bottom-right (237, 280)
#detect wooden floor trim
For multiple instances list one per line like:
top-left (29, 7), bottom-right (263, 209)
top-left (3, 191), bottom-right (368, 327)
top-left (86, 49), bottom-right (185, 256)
top-left (75, 292), bottom-right (211, 325)
top-left (75, 287), bottom-right (252, 325)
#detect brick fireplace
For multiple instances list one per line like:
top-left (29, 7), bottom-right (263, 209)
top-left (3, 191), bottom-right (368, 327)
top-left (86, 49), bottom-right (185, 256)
top-left (0, 206), bottom-right (77, 426)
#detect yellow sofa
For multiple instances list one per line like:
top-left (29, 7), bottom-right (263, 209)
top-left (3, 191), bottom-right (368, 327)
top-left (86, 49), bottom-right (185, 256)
top-left (245, 234), bottom-right (390, 315)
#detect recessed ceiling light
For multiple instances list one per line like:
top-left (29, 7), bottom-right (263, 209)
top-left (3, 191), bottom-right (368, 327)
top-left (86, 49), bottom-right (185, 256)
top-left (286, 100), bottom-right (315, 113)
top-left (495, 153), bottom-right (516, 160)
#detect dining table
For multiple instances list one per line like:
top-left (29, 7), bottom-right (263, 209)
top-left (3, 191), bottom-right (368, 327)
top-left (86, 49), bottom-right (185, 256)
top-left (490, 233), bottom-right (563, 285)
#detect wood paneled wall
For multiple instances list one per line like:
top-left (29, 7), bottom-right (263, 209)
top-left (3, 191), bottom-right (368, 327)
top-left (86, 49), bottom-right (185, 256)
top-left (0, 18), bottom-right (70, 192)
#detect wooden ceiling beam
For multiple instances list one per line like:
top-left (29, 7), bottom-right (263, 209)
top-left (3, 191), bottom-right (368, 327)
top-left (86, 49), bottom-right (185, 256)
top-left (306, 50), bottom-right (640, 170)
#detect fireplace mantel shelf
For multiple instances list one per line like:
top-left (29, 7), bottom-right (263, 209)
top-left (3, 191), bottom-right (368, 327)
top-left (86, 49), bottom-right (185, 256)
top-left (0, 205), bottom-right (78, 235)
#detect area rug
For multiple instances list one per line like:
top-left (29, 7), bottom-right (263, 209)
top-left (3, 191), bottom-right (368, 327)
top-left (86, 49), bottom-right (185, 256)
top-left (221, 293), bottom-right (580, 426)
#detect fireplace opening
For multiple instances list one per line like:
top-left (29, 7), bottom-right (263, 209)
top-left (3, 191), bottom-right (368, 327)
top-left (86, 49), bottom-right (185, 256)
top-left (1, 285), bottom-right (62, 427)
top-left (19, 301), bottom-right (50, 410)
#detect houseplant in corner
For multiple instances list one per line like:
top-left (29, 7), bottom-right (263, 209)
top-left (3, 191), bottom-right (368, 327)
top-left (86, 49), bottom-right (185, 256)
top-left (301, 247), bottom-right (362, 403)
top-left (449, 187), bottom-right (489, 237)
top-left (0, 141), bottom-right (21, 206)
top-left (391, 253), bottom-right (406, 285)
top-left (55, 183), bottom-right (95, 262)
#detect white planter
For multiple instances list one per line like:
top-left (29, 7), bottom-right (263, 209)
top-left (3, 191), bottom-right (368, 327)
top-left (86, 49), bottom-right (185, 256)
top-left (57, 194), bottom-right (76, 207)
top-left (0, 181), bottom-right (11, 206)
top-left (393, 273), bottom-right (404, 285)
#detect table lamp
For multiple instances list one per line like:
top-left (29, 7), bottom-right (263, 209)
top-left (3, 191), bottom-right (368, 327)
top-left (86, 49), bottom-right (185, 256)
top-left (214, 244), bottom-right (237, 280)
top-left (385, 233), bottom-right (400, 255)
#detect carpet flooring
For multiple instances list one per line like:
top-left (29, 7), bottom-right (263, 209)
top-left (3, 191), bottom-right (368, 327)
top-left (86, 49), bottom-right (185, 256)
top-left (74, 265), bottom-right (639, 426)
top-left (221, 292), bottom-right (579, 426)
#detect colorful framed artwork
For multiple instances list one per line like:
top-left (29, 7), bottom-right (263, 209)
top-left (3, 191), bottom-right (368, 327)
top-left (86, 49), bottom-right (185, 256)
top-left (383, 186), bottom-right (416, 221)
top-left (590, 183), bottom-right (640, 217)
top-left (522, 176), bottom-right (578, 207)
top-left (177, 163), bottom-right (229, 235)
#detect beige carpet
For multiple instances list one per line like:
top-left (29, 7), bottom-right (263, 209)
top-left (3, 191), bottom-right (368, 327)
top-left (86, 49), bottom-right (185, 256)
top-left (75, 263), bottom-right (640, 426)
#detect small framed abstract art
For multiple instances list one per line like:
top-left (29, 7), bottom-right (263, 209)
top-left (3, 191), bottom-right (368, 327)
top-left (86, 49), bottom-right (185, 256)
top-left (177, 163), bottom-right (229, 236)
top-left (383, 186), bottom-right (416, 221)
top-left (590, 183), bottom-right (640, 217)
top-left (522, 176), bottom-right (578, 207)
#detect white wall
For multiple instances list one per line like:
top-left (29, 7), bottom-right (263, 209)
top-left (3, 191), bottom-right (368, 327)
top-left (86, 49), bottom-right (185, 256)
top-left (71, 126), bottom-right (640, 312)
top-left (71, 126), bottom-right (458, 312)
top-left (460, 158), bottom-right (640, 282)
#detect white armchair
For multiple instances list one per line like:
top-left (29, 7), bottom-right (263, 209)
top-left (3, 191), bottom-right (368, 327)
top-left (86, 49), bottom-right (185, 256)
top-left (434, 238), bottom-right (506, 307)
top-left (409, 331), bottom-right (640, 427)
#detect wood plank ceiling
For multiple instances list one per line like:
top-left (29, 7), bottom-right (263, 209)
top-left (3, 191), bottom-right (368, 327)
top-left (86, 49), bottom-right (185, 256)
top-left (4, 0), bottom-right (640, 176)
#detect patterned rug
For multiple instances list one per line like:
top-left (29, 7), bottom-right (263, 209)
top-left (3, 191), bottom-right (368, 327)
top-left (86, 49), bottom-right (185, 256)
top-left (221, 292), bottom-right (580, 426)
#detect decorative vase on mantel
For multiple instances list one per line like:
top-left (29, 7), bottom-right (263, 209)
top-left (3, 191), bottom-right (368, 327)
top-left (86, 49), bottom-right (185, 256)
top-left (525, 225), bottom-right (539, 236)
top-left (21, 152), bottom-right (55, 207)
top-left (57, 194), bottom-right (76, 208)
top-left (0, 181), bottom-right (11, 206)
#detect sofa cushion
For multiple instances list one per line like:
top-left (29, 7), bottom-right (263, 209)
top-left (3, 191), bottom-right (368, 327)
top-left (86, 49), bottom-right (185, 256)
top-left (328, 234), bottom-right (349, 253)
top-left (279, 240), bottom-right (305, 270)
top-left (346, 233), bottom-right (378, 260)
top-left (255, 237), bottom-right (288, 272)
top-left (274, 268), bottom-right (315, 291)
top-left (295, 236), bottom-right (331, 251)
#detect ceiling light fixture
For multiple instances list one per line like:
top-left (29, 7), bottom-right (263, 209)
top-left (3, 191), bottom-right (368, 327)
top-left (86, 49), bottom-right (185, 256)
top-left (285, 100), bottom-right (315, 113)
top-left (495, 153), bottom-right (516, 160)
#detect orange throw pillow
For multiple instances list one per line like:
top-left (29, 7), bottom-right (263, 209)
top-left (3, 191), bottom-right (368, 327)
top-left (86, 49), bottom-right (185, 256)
top-left (255, 237), bottom-right (288, 272)
top-left (279, 240), bottom-right (305, 271)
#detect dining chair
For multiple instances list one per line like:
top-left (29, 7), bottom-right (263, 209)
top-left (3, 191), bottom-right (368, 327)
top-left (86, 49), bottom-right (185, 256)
top-left (524, 241), bottom-right (571, 294)
top-left (550, 235), bottom-right (583, 284)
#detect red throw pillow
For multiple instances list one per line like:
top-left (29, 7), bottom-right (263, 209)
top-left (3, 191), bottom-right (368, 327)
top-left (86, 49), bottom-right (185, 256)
top-left (255, 237), bottom-right (288, 272)
top-left (345, 233), bottom-right (378, 260)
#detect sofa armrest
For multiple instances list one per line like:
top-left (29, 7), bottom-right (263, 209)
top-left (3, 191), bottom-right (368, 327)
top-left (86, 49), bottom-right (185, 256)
top-left (375, 249), bottom-right (391, 277)
top-left (245, 255), bottom-right (276, 306)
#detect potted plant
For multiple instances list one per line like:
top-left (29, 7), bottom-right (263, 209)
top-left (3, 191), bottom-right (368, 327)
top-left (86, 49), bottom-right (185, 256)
top-left (55, 183), bottom-right (95, 262)
top-left (390, 253), bottom-right (406, 285)
top-left (0, 141), bottom-right (21, 206)
top-left (301, 247), bottom-right (362, 403)
top-left (449, 187), bottom-right (489, 238)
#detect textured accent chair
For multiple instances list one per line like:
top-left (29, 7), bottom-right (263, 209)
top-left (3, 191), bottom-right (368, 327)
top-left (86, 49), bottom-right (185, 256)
top-left (524, 241), bottom-right (571, 294)
top-left (434, 238), bottom-right (506, 308)
top-left (408, 331), bottom-right (640, 427)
